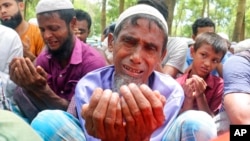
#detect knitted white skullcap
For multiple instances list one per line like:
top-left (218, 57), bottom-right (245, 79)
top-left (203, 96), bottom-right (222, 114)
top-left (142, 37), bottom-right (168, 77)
top-left (115, 4), bottom-right (168, 33)
top-left (36, 0), bottom-right (74, 14)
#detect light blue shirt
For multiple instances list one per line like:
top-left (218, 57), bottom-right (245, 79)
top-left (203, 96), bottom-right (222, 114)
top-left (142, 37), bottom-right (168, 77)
top-left (75, 66), bottom-right (184, 141)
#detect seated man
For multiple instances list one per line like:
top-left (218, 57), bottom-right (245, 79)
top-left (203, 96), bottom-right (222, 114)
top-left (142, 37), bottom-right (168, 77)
top-left (0, 25), bottom-right (23, 111)
top-left (214, 49), bottom-right (250, 135)
top-left (30, 3), bottom-right (219, 141)
top-left (0, 0), bottom-right (45, 61)
top-left (30, 3), bottom-right (185, 141)
top-left (223, 49), bottom-right (250, 124)
top-left (74, 9), bottom-right (92, 43)
top-left (9, 0), bottom-right (106, 122)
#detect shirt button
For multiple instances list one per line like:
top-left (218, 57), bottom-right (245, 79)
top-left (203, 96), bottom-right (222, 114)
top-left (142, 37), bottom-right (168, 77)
top-left (59, 74), bottom-right (63, 77)
top-left (61, 91), bottom-right (64, 94)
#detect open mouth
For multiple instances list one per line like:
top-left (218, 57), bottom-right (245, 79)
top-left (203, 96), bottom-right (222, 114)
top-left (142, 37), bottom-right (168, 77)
top-left (47, 40), bottom-right (58, 47)
top-left (123, 65), bottom-right (143, 77)
top-left (2, 16), bottom-right (10, 20)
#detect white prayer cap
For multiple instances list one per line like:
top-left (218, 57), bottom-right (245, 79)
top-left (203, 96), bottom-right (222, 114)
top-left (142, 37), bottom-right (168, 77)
top-left (36, 0), bottom-right (74, 14)
top-left (115, 4), bottom-right (168, 33)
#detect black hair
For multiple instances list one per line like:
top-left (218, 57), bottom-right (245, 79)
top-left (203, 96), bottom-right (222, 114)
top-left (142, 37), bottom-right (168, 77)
top-left (192, 17), bottom-right (215, 36)
top-left (113, 14), bottom-right (168, 53)
top-left (137, 0), bottom-right (168, 21)
top-left (75, 9), bottom-right (92, 30)
top-left (102, 23), bottom-right (116, 39)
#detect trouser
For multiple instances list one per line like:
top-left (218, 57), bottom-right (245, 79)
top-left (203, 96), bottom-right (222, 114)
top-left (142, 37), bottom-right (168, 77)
top-left (31, 110), bottom-right (217, 141)
top-left (162, 110), bottom-right (217, 141)
top-left (31, 110), bottom-right (86, 141)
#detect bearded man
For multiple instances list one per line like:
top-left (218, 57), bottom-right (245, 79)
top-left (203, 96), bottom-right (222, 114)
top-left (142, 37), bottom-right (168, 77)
top-left (0, 0), bottom-right (44, 61)
top-left (8, 0), bottom-right (106, 122)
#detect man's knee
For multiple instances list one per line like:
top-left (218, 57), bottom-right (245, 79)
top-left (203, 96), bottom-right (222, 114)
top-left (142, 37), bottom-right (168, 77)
top-left (31, 110), bottom-right (86, 141)
top-left (180, 110), bottom-right (217, 140)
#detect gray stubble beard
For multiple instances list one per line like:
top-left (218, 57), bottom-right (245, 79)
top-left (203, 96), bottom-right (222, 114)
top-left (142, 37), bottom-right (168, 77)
top-left (112, 72), bottom-right (144, 95)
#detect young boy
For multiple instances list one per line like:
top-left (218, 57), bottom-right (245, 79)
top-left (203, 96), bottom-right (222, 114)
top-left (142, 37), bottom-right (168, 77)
top-left (177, 32), bottom-right (228, 117)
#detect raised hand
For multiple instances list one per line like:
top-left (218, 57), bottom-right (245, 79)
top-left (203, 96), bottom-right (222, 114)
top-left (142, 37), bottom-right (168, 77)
top-left (9, 57), bottom-right (47, 91)
top-left (120, 83), bottom-right (165, 141)
top-left (81, 88), bottom-right (125, 141)
top-left (191, 75), bottom-right (207, 98)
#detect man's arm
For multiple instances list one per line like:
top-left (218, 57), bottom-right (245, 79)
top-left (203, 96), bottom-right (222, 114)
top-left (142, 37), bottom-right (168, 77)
top-left (161, 65), bottom-right (180, 78)
top-left (224, 93), bottom-right (250, 124)
top-left (223, 53), bottom-right (250, 124)
top-left (162, 37), bottom-right (188, 78)
top-left (24, 85), bottom-right (69, 110)
top-left (9, 57), bottom-right (69, 110)
top-left (216, 63), bottom-right (223, 78)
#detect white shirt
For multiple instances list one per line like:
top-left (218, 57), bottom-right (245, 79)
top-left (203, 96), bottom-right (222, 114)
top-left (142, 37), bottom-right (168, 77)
top-left (0, 25), bottom-right (23, 101)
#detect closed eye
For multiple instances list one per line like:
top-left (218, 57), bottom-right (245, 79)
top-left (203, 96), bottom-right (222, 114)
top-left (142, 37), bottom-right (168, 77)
top-left (122, 36), bottom-right (137, 46)
top-left (145, 43), bottom-right (157, 51)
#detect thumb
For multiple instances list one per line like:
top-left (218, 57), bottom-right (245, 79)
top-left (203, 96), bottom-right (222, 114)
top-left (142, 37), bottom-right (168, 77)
top-left (81, 104), bottom-right (89, 119)
top-left (154, 90), bottom-right (166, 106)
top-left (36, 66), bottom-right (47, 78)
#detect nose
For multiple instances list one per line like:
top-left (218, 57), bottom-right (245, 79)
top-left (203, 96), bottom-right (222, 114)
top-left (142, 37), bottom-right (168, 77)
top-left (129, 47), bottom-right (142, 64)
top-left (0, 7), bottom-right (7, 15)
top-left (43, 30), bottom-right (52, 39)
top-left (203, 59), bottom-right (211, 67)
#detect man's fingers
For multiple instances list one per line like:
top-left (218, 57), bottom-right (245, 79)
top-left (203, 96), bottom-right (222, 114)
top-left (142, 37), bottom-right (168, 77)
top-left (36, 66), bottom-right (47, 79)
top-left (81, 104), bottom-right (89, 119)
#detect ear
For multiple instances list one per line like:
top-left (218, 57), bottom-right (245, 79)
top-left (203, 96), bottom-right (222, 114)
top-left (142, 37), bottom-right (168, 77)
top-left (192, 34), bottom-right (196, 40)
top-left (87, 30), bottom-right (91, 36)
top-left (70, 17), bottom-right (77, 30)
top-left (18, 2), bottom-right (25, 11)
top-left (190, 46), bottom-right (195, 58)
top-left (107, 33), bottom-right (114, 52)
top-left (160, 49), bottom-right (167, 61)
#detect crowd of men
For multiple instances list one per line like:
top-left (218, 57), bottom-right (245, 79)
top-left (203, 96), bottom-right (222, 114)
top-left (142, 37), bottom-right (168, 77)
top-left (1, 0), bottom-right (250, 141)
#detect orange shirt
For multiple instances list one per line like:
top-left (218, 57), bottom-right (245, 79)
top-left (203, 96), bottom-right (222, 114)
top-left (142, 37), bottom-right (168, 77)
top-left (20, 23), bottom-right (45, 56)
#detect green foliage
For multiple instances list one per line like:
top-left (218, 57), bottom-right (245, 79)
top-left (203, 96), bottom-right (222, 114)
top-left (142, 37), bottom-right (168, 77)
top-left (73, 0), bottom-right (102, 37)
top-left (24, 0), bottom-right (39, 21)
top-left (106, 0), bottom-right (136, 25)
top-left (24, 0), bottom-right (250, 40)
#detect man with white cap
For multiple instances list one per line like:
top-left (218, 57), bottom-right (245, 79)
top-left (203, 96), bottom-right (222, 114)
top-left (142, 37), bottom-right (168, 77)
top-left (30, 3), bottom-right (185, 141)
top-left (9, 0), bottom-right (106, 123)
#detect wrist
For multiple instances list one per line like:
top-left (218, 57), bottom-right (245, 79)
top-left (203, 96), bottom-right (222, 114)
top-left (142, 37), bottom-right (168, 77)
top-left (195, 93), bottom-right (205, 99)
